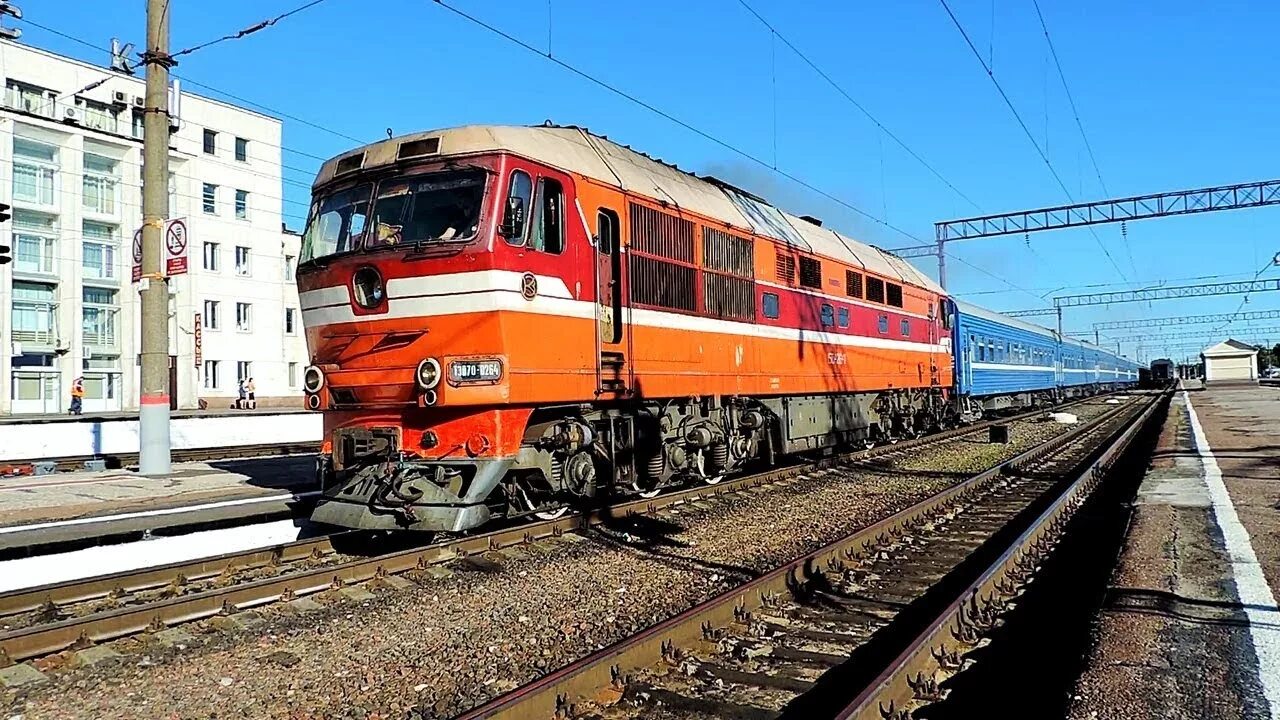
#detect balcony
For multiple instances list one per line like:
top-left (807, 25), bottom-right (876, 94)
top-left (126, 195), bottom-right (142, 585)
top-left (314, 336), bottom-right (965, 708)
top-left (11, 327), bottom-right (57, 346)
top-left (4, 86), bottom-right (58, 119)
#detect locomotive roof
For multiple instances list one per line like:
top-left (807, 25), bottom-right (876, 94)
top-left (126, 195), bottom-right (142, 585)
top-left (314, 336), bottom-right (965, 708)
top-left (314, 124), bottom-right (943, 295)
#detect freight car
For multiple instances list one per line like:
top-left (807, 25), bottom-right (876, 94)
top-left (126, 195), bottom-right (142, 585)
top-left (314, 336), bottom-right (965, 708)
top-left (297, 125), bottom-right (954, 533)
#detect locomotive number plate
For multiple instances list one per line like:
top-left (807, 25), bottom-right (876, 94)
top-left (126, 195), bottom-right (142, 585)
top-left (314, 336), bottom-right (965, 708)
top-left (449, 359), bottom-right (503, 385)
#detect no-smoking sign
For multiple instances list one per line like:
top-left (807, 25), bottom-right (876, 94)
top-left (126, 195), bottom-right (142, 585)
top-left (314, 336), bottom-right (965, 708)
top-left (165, 219), bottom-right (188, 276)
top-left (130, 218), bottom-right (191, 281)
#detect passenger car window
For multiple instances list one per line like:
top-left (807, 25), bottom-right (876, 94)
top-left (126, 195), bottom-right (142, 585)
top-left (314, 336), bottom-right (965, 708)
top-left (529, 177), bottom-right (564, 254)
top-left (820, 304), bottom-right (835, 327)
top-left (762, 292), bottom-right (780, 319)
top-left (900, 319), bottom-right (910, 337)
top-left (837, 307), bottom-right (850, 328)
top-left (877, 315), bottom-right (889, 334)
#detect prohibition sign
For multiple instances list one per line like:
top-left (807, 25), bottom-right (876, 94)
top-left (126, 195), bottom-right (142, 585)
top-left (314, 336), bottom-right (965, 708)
top-left (165, 219), bottom-right (188, 257)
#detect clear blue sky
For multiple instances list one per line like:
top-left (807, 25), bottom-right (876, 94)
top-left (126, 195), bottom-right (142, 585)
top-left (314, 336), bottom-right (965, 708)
top-left (22, 0), bottom-right (1280, 362)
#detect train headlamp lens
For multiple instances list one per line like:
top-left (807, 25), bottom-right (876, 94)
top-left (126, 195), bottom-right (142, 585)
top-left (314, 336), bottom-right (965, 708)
top-left (303, 366), bottom-right (325, 393)
top-left (416, 358), bottom-right (441, 390)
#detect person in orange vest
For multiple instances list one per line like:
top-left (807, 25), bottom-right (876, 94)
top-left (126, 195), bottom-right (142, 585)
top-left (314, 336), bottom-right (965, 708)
top-left (69, 376), bottom-right (84, 416)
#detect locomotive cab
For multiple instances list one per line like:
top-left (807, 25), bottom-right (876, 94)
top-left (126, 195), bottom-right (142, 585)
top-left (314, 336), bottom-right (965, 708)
top-left (298, 131), bottom-right (606, 532)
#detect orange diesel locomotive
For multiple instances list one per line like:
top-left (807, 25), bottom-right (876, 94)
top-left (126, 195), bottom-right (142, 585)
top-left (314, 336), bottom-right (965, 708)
top-left (298, 125), bottom-right (954, 532)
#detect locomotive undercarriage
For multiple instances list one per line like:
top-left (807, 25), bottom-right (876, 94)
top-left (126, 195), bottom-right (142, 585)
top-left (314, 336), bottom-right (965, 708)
top-left (312, 388), bottom-right (949, 533)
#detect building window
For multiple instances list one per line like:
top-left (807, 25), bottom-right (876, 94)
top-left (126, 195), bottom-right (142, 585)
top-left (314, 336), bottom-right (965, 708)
top-left (820, 303), bottom-right (835, 327)
top-left (235, 246), bottom-right (251, 276)
top-left (287, 362), bottom-right (298, 388)
top-left (5, 80), bottom-right (57, 118)
top-left (83, 153), bottom-right (119, 216)
top-left (234, 189), bottom-right (249, 220)
top-left (203, 299), bottom-right (220, 329)
top-left (762, 292), bottom-right (780, 320)
top-left (12, 210), bottom-right (57, 276)
top-left (838, 307), bottom-right (850, 328)
top-left (203, 242), bottom-right (220, 272)
top-left (203, 128), bottom-right (217, 155)
top-left (202, 183), bottom-right (217, 214)
top-left (877, 314), bottom-right (889, 334)
top-left (234, 137), bottom-right (248, 162)
top-left (283, 255), bottom-right (295, 281)
top-left (75, 98), bottom-right (118, 134)
top-left (82, 287), bottom-right (119, 347)
top-left (235, 302), bottom-right (252, 332)
top-left (236, 361), bottom-right (252, 383)
top-left (131, 109), bottom-right (144, 139)
top-left (900, 319), bottom-right (910, 337)
top-left (203, 360), bottom-right (220, 389)
top-left (13, 138), bottom-right (58, 206)
top-left (11, 281), bottom-right (57, 345)
top-left (82, 221), bottom-right (118, 281)
top-left (285, 308), bottom-right (296, 334)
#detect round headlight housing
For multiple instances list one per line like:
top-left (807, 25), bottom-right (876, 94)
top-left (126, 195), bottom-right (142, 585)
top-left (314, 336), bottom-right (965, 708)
top-left (416, 358), bottom-right (441, 390)
top-left (351, 266), bottom-right (385, 309)
top-left (303, 365), bottom-right (325, 393)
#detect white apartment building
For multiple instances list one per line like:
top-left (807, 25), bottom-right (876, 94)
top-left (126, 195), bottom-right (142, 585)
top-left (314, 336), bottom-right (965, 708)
top-left (0, 40), bottom-right (309, 414)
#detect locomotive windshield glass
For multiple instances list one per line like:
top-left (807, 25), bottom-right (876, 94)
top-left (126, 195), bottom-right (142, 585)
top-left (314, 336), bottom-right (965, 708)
top-left (366, 171), bottom-right (486, 249)
top-left (300, 184), bottom-right (372, 262)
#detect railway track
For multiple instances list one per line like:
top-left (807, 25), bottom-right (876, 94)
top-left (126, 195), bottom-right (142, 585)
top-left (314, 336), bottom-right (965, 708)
top-left (0, 393), bottom-right (1121, 668)
top-left (16, 442), bottom-right (320, 473)
top-left (451, 391), bottom-right (1165, 720)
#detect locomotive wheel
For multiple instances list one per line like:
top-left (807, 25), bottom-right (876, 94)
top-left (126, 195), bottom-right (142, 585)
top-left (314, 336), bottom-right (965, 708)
top-left (631, 478), bottom-right (662, 499)
top-left (534, 506), bottom-right (570, 521)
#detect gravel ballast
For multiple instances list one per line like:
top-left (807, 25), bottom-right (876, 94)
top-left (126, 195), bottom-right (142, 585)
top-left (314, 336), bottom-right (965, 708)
top-left (4, 401), bottom-right (1123, 720)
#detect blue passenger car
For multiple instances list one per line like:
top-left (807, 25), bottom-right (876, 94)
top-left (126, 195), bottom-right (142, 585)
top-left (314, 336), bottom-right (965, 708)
top-left (953, 301), bottom-right (1139, 416)
top-left (954, 301), bottom-right (1060, 414)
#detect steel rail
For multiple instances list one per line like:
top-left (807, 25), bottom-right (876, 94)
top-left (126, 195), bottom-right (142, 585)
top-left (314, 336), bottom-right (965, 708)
top-left (836, 391), bottom-right (1166, 719)
top-left (451, 394), bottom-right (1156, 720)
top-left (0, 393), bottom-right (1117, 665)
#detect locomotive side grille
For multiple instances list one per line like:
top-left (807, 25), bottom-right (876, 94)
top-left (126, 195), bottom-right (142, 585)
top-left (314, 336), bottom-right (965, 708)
top-left (702, 272), bottom-right (755, 322)
top-left (629, 203), bottom-right (694, 263)
top-left (798, 256), bottom-right (822, 289)
top-left (866, 277), bottom-right (886, 304)
top-left (775, 252), bottom-right (796, 284)
top-left (629, 255), bottom-right (697, 311)
top-left (845, 270), bottom-right (864, 298)
top-left (886, 282), bottom-right (904, 308)
top-left (702, 228), bottom-right (754, 277)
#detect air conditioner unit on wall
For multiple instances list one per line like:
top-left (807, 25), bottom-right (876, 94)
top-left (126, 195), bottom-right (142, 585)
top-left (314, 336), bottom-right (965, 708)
top-left (112, 90), bottom-right (128, 106)
top-left (62, 106), bottom-right (81, 124)
top-left (132, 96), bottom-right (144, 108)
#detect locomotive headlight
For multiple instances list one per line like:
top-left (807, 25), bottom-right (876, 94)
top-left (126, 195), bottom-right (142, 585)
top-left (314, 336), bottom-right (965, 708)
top-left (351, 266), bottom-right (385, 309)
top-left (303, 365), bottom-right (325, 393)
top-left (416, 358), bottom-right (442, 390)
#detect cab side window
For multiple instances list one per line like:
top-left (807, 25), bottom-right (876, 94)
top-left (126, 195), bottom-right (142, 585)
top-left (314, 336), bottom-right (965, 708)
top-left (530, 177), bottom-right (564, 254)
top-left (503, 170), bottom-right (533, 246)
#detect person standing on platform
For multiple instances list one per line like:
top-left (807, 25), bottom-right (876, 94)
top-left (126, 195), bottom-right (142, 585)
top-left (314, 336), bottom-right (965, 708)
top-left (245, 377), bottom-right (256, 410)
top-left (69, 376), bottom-right (84, 416)
top-left (236, 378), bottom-right (247, 410)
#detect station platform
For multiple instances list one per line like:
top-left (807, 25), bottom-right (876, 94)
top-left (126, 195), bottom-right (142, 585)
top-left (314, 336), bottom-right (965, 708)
top-left (0, 409), bottom-right (321, 463)
top-left (1071, 386), bottom-right (1280, 718)
top-left (0, 455), bottom-right (318, 551)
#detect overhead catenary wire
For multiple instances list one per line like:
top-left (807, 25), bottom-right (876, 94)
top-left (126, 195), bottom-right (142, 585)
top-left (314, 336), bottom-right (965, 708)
top-left (1028, 0), bottom-right (1137, 277)
top-left (14, 19), bottom-right (367, 152)
top-left (935, 0), bottom-right (1130, 283)
top-left (735, 0), bottom-right (983, 212)
top-left (170, 0), bottom-right (331, 61)
top-left (429, 0), bottom-right (926, 245)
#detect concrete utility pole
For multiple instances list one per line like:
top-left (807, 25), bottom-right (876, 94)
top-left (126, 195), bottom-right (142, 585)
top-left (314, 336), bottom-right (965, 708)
top-left (139, 0), bottom-right (171, 475)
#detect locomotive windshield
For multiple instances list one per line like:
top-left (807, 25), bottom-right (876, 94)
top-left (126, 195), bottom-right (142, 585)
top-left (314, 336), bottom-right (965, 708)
top-left (300, 170), bottom-right (487, 263)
